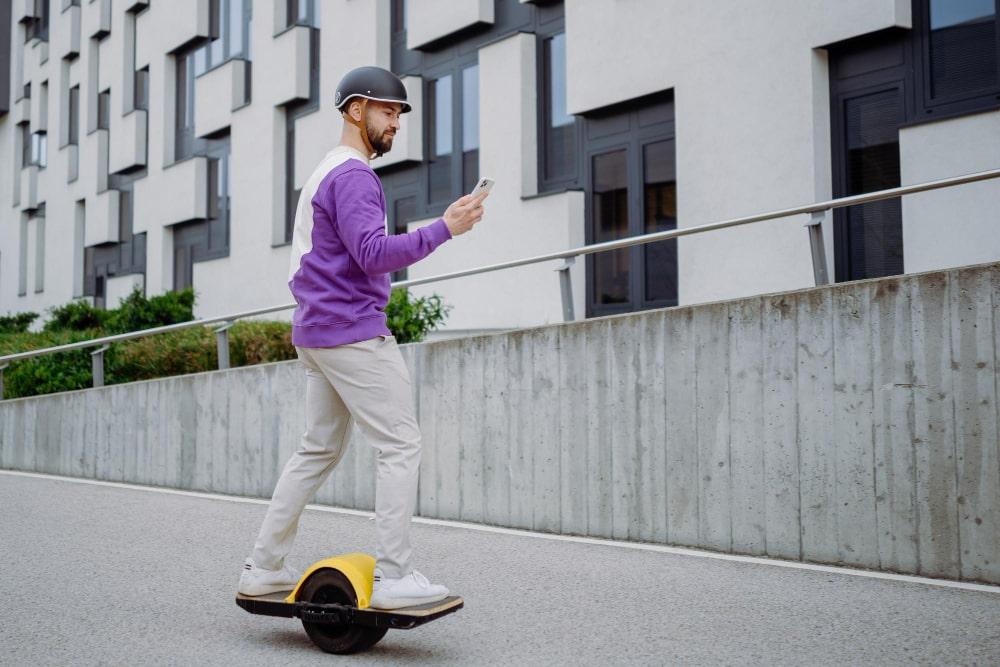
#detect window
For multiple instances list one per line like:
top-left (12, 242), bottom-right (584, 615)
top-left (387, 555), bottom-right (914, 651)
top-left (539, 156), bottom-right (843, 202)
top-left (926, 0), bottom-right (998, 101)
top-left (25, 0), bottom-right (49, 42)
top-left (592, 150), bottom-right (630, 305)
top-left (20, 124), bottom-right (31, 167)
top-left (33, 205), bottom-right (45, 294)
top-left (30, 131), bottom-right (47, 168)
top-left (390, 195), bottom-right (417, 283)
top-left (287, 0), bottom-right (320, 28)
top-left (541, 31), bottom-right (578, 187)
top-left (584, 93), bottom-right (677, 316)
top-left (97, 89), bottom-right (110, 130)
top-left (202, 0), bottom-right (252, 71)
top-left (841, 89), bottom-right (904, 280)
top-left (462, 64), bottom-right (480, 194)
top-left (642, 140), bottom-right (678, 304)
top-left (424, 64), bottom-right (478, 204)
top-left (68, 85), bottom-right (80, 144)
top-left (18, 217), bottom-right (28, 297)
top-left (175, 52), bottom-right (196, 159)
top-left (135, 67), bottom-right (149, 111)
top-left (911, 0), bottom-right (1000, 118)
top-left (427, 74), bottom-right (453, 204)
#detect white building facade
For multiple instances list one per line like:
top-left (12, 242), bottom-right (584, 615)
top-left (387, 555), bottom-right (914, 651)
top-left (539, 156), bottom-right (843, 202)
top-left (1, 0), bottom-right (998, 332)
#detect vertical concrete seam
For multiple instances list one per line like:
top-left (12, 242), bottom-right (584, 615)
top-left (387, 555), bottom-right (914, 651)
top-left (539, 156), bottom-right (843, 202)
top-left (991, 268), bottom-right (1000, 564)
top-left (795, 293), bottom-right (804, 562)
top-left (868, 283), bottom-right (881, 570)
top-left (693, 310), bottom-right (702, 543)
top-left (908, 277), bottom-right (922, 575)
top-left (759, 298), bottom-right (768, 555)
top-left (726, 303), bottom-right (734, 551)
top-left (830, 290), bottom-right (841, 562)
top-left (947, 270), bottom-right (963, 576)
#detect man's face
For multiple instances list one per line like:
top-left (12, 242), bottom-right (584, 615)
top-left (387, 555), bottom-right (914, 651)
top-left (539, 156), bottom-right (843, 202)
top-left (365, 101), bottom-right (403, 155)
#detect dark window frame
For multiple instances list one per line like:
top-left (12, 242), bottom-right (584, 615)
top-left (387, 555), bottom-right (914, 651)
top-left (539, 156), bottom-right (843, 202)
top-left (68, 85), bottom-right (80, 144)
top-left (912, 0), bottom-right (1000, 120)
top-left (537, 25), bottom-right (583, 193)
top-left (97, 88), bottom-right (111, 130)
top-left (134, 66), bottom-right (149, 111)
top-left (19, 122), bottom-right (31, 167)
top-left (582, 92), bottom-right (678, 319)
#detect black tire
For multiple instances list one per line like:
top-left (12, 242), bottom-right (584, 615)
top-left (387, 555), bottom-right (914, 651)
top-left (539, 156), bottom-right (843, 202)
top-left (298, 569), bottom-right (388, 655)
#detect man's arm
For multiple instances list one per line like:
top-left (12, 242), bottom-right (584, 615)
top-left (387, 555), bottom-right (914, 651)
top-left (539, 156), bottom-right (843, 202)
top-left (329, 169), bottom-right (452, 277)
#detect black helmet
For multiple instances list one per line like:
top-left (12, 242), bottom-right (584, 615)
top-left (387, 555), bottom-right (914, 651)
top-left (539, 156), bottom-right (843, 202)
top-left (334, 66), bottom-right (411, 114)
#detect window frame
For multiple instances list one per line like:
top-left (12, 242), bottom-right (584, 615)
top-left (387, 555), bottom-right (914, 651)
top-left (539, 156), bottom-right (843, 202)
top-left (68, 85), bottom-right (80, 145)
top-left (911, 0), bottom-right (1000, 122)
top-left (425, 56), bottom-right (479, 208)
top-left (537, 26), bottom-right (583, 193)
top-left (582, 92), bottom-right (678, 319)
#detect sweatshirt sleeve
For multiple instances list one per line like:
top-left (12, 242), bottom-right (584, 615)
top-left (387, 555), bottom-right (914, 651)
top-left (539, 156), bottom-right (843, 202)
top-left (326, 168), bottom-right (452, 276)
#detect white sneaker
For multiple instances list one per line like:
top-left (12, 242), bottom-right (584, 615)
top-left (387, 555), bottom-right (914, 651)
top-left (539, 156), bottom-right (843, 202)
top-left (238, 557), bottom-right (301, 596)
top-left (369, 567), bottom-right (449, 610)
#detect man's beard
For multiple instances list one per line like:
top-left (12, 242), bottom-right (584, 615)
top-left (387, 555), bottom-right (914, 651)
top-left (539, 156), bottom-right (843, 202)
top-left (367, 125), bottom-right (394, 156)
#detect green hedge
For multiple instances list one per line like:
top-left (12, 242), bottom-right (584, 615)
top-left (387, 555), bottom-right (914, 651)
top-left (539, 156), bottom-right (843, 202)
top-left (0, 287), bottom-right (449, 400)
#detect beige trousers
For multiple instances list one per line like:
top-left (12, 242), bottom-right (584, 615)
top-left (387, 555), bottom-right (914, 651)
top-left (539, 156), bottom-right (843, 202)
top-left (251, 334), bottom-right (422, 578)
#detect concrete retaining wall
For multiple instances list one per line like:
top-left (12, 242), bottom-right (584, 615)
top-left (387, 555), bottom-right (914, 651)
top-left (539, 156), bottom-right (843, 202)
top-left (2, 262), bottom-right (999, 584)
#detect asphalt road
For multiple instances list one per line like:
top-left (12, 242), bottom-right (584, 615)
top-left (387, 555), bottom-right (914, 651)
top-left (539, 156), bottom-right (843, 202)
top-left (2, 471), bottom-right (999, 666)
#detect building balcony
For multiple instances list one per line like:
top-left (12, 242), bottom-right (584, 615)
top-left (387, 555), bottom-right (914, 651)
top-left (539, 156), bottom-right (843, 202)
top-left (85, 188), bottom-right (121, 246)
top-left (56, 4), bottom-right (81, 61)
top-left (134, 156), bottom-right (208, 233)
top-left (84, 0), bottom-right (111, 39)
top-left (194, 59), bottom-right (250, 137)
top-left (19, 166), bottom-right (39, 211)
top-left (406, 0), bottom-right (494, 50)
top-left (109, 110), bottom-right (148, 173)
top-left (14, 0), bottom-right (39, 25)
top-left (269, 25), bottom-right (311, 106)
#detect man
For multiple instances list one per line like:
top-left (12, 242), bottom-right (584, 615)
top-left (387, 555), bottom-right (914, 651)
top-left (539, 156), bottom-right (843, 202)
top-left (238, 66), bottom-right (488, 609)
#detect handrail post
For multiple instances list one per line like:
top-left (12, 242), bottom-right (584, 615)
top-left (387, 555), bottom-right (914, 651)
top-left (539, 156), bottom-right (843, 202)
top-left (91, 344), bottom-right (110, 388)
top-left (805, 210), bottom-right (830, 286)
top-left (555, 256), bottom-right (576, 322)
top-left (0, 363), bottom-right (8, 400)
top-left (214, 321), bottom-right (234, 370)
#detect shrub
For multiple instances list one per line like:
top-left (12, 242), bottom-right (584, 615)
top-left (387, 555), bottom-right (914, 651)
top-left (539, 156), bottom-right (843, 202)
top-left (0, 312), bottom-right (39, 334)
top-left (43, 299), bottom-right (109, 332)
top-left (0, 287), bottom-right (450, 399)
top-left (103, 287), bottom-right (196, 334)
top-left (385, 288), bottom-right (451, 344)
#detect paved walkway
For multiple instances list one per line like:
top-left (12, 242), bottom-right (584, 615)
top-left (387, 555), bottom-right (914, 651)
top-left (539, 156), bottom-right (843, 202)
top-left (2, 471), bottom-right (999, 666)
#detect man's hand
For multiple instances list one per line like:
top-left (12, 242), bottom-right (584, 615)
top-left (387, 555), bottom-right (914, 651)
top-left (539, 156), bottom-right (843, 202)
top-left (443, 191), bottom-right (489, 237)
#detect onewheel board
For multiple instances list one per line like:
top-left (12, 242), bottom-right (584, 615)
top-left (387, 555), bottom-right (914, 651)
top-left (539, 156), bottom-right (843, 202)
top-left (236, 554), bottom-right (463, 654)
top-left (236, 592), bottom-right (464, 629)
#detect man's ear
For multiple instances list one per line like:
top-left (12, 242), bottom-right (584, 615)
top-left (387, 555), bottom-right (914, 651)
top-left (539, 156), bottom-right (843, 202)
top-left (348, 100), bottom-right (364, 122)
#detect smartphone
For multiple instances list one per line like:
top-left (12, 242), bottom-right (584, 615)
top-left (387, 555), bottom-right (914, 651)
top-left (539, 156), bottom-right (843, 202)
top-left (470, 177), bottom-right (495, 198)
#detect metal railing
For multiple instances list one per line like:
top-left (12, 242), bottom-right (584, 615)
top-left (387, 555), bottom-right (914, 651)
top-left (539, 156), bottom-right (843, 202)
top-left (2, 166), bottom-right (999, 398)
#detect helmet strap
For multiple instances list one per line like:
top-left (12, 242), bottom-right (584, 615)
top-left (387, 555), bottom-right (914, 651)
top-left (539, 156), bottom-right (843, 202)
top-left (342, 98), bottom-right (379, 160)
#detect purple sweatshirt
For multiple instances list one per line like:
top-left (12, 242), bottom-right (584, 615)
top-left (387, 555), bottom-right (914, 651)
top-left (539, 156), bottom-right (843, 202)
top-left (287, 147), bottom-right (452, 347)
